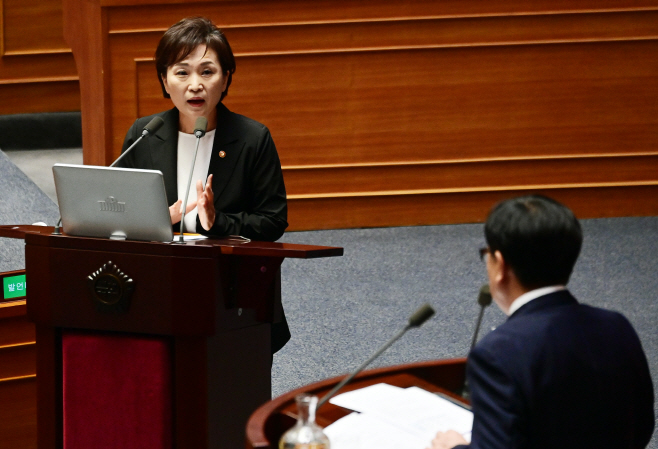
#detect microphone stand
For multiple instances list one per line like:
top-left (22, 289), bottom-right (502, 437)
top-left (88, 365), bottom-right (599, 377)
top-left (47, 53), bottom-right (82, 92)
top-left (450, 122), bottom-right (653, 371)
top-left (317, 303), bottom-right (435, 409)
top-left (470, 284), bottom-right (492, 352)
top-left (110, 116), bottom-right (164, 168)
top-left (52, 218), bottom-right (62, 235)
top-left (178, 117), bottom-right (208, 243)
top-left (462, 284), bottom-right (492, 399)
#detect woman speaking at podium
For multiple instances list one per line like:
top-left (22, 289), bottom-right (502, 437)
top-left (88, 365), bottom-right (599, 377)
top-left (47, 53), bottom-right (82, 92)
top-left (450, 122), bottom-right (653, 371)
top-left (116, 16), bottom-right (290, 353)
top-left (117, 16), bottom-right (288, 243)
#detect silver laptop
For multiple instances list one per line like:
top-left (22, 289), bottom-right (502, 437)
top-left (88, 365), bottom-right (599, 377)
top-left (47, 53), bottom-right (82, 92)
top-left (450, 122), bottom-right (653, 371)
top-left (53, 164), bottom-right (173, 242)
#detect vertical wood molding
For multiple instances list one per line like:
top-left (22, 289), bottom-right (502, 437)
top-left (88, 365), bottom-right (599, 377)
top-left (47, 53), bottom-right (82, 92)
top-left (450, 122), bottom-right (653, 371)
top-left (62, 0), bottom-right (111, 165)
top-left (0, 0), bottom-right (5, 56)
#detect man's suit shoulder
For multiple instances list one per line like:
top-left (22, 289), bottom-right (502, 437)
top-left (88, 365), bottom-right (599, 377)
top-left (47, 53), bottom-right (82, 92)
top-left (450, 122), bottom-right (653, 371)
top-left (474, 296), bottom-right (638, 364)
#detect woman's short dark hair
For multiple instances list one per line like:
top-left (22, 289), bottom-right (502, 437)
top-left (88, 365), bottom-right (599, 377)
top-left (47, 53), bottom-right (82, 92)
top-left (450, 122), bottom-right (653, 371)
top-left (484, 195), bottom-right (583, 290)
top-left (155, 17), bottom-right (236, 101)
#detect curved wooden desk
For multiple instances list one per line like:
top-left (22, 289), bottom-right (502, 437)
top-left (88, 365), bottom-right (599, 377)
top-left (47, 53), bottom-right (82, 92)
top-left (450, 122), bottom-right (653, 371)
top-left (246, 358), bottom-right (468, 449)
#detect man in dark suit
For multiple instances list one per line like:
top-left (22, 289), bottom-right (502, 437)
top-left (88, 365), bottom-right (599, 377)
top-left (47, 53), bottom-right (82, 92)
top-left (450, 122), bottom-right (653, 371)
top-left (431, 195), bottom-right (655, 449)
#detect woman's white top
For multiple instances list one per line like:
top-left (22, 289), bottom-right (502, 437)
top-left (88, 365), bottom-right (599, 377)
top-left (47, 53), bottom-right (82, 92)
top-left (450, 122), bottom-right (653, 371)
top-left (176, 129), bottom-right (216, 233)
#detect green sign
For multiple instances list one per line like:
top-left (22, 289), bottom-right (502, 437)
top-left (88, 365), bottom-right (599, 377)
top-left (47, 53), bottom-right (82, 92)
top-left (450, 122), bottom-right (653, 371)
top-left (3, 274), bottom-right (26, 300)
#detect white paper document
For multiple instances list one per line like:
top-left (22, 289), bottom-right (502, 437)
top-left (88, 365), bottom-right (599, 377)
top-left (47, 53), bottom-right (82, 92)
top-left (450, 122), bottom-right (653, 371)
top-left (325, 412), bottom-right (429, 449)
top-left (326, 383), bottom-right (473, 449)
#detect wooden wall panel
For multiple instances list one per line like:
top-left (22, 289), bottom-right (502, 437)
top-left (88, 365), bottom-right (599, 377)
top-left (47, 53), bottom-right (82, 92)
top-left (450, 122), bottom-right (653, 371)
top-left (0, 315), bottom-right (35, 346)
top-left (0, 0), bottom-right (80, 114)
top-left (0, 379), bottom-right (37, 449)
top-left (288, 185), bottom-right (658, 230)
top-left (225, 42), bottom-right (658, 165)
top-left (0, 80), bottom-right (80, 115)
top-left (2, 0), bottom-right (68, 54)
top-left (0, 300), bottom-right (37, 449)
top-left (66, 0), bottom-right (658, 229)
top-left (121, 36), bottom-right (658, 163)
top-left (283, 155), bottom-right (658, 196)
top-left (0, 343), bottom-right (36, 379)
top-left (112, 32), bottom-right (167, 151)
top-left (105, 0), bottom-right (658, 32)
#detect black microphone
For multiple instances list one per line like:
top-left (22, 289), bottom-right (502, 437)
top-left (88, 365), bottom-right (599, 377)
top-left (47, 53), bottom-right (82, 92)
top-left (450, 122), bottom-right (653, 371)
top-left (178, 117), bottom-right (208, 243)
top-left (110, 116), bottom-right (164, 167)
top-left (470, 284), bottom-right (492, 352)
top-left (462, 284), bottom-right (492, 399)
top-left (143, 116), bottom-right (166, 135)
top-left (194, 118), bottom-right (207, 138)
top-left (317, 303), bottom-right (435, 409)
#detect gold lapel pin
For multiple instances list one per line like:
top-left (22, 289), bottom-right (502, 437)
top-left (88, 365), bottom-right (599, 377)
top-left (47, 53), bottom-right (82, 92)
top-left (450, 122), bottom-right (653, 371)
top-left (219, 151), bottom-right (226, 158)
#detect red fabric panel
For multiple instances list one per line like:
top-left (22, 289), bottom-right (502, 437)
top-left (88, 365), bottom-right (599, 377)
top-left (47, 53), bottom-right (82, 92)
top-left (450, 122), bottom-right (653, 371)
top-left (62, 331), bottom-right (173, 449)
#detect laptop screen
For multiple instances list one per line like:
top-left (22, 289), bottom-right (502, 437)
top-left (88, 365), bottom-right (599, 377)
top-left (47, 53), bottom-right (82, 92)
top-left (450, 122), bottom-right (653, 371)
top-left (53, 164), bottom-right (173, 242)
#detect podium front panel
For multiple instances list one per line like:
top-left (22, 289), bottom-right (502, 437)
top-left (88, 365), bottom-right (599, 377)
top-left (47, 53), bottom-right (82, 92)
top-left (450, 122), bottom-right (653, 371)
top-left (61, 330), bottom-right (173, 449)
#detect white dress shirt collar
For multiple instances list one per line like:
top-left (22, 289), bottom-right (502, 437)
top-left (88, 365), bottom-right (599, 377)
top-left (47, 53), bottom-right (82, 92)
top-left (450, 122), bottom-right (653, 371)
top-left (507, 285), bottom-right (566, 316)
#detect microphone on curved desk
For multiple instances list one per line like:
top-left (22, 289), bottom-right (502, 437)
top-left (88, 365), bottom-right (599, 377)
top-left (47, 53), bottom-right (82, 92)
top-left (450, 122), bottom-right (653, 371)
top-left (317, 303), bottom-right (436, 409)
top-left (470, 284), bottom-right (492, 352)
top-left (462, 284), bottom-right (492, 399)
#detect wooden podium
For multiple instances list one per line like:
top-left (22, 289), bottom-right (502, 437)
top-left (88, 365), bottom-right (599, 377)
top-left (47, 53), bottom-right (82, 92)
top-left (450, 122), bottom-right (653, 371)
top-left (0, 225), bottom-right (342, 449)
top-left (246, 358), bottom-right (468, 449)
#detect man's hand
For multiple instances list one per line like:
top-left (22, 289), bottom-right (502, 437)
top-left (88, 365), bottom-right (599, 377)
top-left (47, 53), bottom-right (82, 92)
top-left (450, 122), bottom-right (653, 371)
top-left (169, 199), bottom-right (196, 225)
top-left (427, 430), bottom-right (468, 449)
top-left (196, 174), bottom-right (216, 231)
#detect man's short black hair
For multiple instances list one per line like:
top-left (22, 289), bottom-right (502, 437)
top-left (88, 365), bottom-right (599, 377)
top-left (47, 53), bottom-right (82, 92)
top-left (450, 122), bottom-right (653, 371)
top-left (484, 195), bottom-right (583, 290)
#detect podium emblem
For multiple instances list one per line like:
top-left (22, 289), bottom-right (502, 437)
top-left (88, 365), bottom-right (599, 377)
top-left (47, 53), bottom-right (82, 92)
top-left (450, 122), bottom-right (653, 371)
top-left (87, 261), bottom-right (135, 313)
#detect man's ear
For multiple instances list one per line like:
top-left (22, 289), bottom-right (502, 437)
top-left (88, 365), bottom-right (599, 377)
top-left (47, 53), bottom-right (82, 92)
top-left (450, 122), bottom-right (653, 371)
top-left (496, 250), bottom-right (527, 292)
top-left (489, 250), bottom-right (519, 314)
top-left (491, 250), bottom-right (508, 284)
